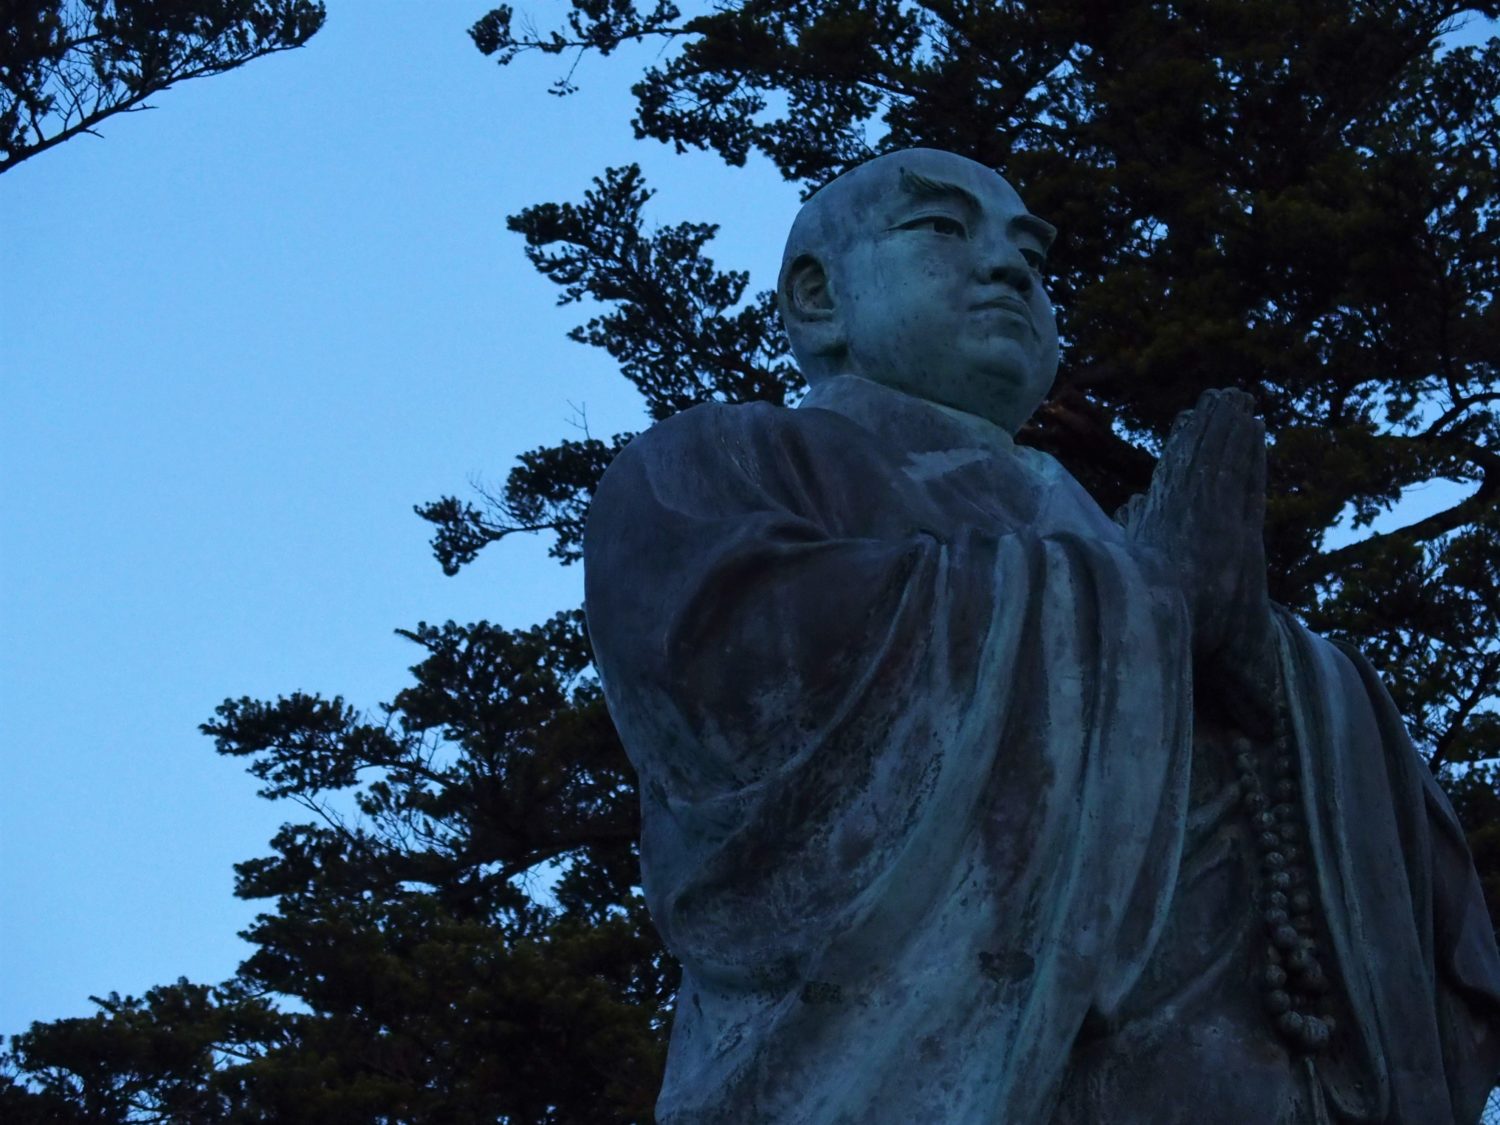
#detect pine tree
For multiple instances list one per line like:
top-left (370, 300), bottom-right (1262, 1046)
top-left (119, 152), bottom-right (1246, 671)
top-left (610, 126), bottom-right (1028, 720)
top-left (1, 1), bottom-right (326, 173)
top-left (6, 2), bottom-right (1497, 1120)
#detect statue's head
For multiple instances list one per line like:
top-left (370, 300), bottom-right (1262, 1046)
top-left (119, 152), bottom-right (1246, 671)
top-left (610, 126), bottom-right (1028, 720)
top-left (778, 148), bottom-right (1058, 434)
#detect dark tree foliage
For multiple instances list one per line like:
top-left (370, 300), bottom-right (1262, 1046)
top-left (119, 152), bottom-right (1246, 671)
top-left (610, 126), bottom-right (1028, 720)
top-left (0, 0), bottom-right (326, 173)
top-left (4, 614), bottom-right (672, 1122)
top-left (417, 163), bottom-right (796, 573)
top-left (5, 2), bottom-right (1500, 1121)
top-left (449, 0), bottom-right (1500, 773)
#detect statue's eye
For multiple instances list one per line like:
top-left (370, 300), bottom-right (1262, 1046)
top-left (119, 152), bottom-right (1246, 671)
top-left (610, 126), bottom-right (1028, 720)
top-left (1020, 247), bottom-right (1046, 270)
top-left (901, 215), bottom-right (967, 237)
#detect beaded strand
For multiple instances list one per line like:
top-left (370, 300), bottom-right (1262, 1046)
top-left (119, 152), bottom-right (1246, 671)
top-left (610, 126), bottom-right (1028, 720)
top-left (1233, 698), bottom-right (1337, 1055)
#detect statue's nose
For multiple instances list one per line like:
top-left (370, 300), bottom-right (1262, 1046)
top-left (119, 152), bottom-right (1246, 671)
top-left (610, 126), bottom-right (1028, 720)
top-left (975, 242), bottom-right (1033, 293)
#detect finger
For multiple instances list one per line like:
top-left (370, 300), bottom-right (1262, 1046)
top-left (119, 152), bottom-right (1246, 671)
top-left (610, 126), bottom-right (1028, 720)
top-left (1208, 396), bottom-right (1260, 482)
top-left (1197, 386), bottom-right (1255, 414)
top-left (1152, 407), bottom-right (1206, 500)
top-left (1181, 397), bottom-right (1235, 477)
top-left (1243, 418), bottom-right (1267, 533)
top-left (1161, 405), bottom-right (1204, 466)
top-left (1193, 396), bottom-right (1249, 492)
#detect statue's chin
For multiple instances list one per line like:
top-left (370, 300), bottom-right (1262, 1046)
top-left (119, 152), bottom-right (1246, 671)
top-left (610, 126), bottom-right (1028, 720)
top-left (933, 376), bottom-right (1049, 436)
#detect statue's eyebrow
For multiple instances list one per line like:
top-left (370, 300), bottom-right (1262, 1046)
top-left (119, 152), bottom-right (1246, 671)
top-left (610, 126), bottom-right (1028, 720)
top-left (899, 167), bottom-right (984, 215)
top-left (1011, 213), bottom-right (1057, 251)
top-left (898, 167), bottom-right (1057, 251)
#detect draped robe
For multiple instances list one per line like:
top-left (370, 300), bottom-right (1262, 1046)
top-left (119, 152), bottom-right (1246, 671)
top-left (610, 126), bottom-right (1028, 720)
top-left (583, 374), bottom-right (1500, 1123)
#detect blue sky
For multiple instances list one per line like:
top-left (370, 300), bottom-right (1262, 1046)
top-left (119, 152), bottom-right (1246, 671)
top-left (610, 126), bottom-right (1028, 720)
top-left (1, 3), bottom-right (798, 1034)
top-left (3, 3), bottom-right (1495, 1041)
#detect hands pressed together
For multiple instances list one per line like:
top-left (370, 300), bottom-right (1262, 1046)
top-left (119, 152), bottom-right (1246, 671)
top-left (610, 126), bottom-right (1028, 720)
top-left (1121, 389), bottom-right (1278, 721)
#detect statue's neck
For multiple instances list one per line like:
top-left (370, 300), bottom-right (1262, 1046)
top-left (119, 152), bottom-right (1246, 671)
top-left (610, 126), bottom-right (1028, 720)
top-left (800, 374), bottom-right (1019, 458)
top-left (925, 398), bottom-right (1017, 454)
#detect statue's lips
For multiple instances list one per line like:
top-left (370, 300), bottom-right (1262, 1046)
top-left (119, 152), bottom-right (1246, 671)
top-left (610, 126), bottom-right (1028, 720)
top-left (969, 295), bottom-right (1032, 333)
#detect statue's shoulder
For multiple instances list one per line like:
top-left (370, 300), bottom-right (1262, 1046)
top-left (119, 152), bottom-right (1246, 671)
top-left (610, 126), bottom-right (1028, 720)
top-left (590, 400), bottom-right (896, 543)
top-left (610, 398), bottom-right (880, 478)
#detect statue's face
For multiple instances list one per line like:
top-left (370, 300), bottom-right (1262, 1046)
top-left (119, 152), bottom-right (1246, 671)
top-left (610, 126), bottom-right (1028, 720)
top-left (825, 150), bottom-right (1058, 433)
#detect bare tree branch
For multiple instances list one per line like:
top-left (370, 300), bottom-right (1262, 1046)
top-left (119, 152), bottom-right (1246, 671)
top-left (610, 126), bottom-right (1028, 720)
top-left (0, 1), bottom-right (326, 174)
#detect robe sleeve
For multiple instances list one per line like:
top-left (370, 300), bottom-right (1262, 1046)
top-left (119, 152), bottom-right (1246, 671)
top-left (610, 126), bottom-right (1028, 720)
top-left (1282, 624), bottom-right (1500, 1121)
top-left (584, 400), bottom-right (1194, 1122)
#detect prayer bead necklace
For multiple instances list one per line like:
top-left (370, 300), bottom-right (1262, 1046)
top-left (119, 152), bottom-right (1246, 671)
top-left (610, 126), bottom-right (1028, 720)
top-left (1233, 696), bottom-right (1338, 1055)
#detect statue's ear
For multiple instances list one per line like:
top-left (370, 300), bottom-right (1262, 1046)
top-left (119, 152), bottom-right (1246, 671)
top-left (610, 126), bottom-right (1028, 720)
top-left (784, 254), bottom-right (834, 317)
top-left (781, 254), bottom-right (844, 361)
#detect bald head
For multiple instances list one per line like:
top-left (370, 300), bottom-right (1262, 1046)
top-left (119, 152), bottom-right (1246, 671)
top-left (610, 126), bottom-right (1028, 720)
top-left (779, 156), bottom-right (906, 312)
top-left (777, 148), bottom-right (1059, 433)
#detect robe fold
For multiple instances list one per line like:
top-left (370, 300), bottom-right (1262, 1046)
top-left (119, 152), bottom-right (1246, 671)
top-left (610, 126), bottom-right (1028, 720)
top-left (583, 375), bottom-right (1500, 1123)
